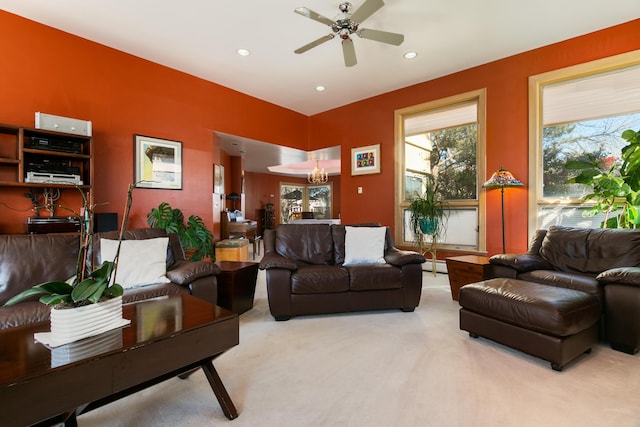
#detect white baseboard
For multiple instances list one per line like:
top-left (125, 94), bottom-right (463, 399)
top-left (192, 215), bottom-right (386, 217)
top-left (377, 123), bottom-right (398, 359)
top-left (422, 259), bottom-right (448, 274)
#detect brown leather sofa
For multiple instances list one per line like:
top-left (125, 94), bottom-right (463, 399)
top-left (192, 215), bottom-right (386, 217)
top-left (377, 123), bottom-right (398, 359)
top-left (259, 223), bottom-right (426, 320)
top-left (0, 228), bottom-right (221, 329)
top-left (488, 225), bottom-right (640, 354)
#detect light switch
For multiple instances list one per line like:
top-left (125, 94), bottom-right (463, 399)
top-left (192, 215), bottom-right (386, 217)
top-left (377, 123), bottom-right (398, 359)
top-left (358, 186), bottom-right (363, 194)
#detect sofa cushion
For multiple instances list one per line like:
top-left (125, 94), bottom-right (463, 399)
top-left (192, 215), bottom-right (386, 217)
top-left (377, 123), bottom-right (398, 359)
top-left (100, 238), bottom-right (171, 288)
top-left (343, 226), bottom-right (386, 266)
top-left (94, 228), bottom-right (181, 268)
top-left (0, 234), bottom-right (79, 305)
top-left (517, 270), bottom-right (602, 301)
top-left (331, 223), bottom-right (382, 265)
top-left (347, 264), bottom-right (402, 291)
top-left (291, 265), bottom-right (349, 294)
top-left (539, 226), bottom-right (640, 274)
top-left (276, 224), bottom-right (334, 265)
top-left (597, 267), bottom-right (640, 286)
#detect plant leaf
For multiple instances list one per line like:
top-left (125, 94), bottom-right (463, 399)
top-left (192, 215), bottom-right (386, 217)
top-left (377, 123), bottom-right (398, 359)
top-left (103, 283), bottom-right (124, 297)
top-left (71, 279), bottom-right (101, 302)
top-left (39, 281), bottom-right (74, 295)
top-left (40, 294), bottom-right (71, 305)
top-left (3, 287), bottom-right (50, 306)
top-left (87, 282), bottom-right (108, 303)
top-left (565, 159), bottom-right (596, 170)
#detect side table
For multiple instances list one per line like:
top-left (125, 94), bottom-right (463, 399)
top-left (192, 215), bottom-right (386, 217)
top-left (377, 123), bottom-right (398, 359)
top-left (215, 261), bottom-right (259, 314)
top-left (445, 255), bottom-right (494, 301)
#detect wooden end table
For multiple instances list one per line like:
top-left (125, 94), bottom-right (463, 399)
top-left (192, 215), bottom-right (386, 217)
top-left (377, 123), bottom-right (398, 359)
top-left (215, 261), bottom-right (259, 314)
top-left (445, 255), bottom-right (494, 301)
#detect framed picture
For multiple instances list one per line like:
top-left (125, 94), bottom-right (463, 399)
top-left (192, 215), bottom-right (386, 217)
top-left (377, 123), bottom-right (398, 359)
top-left (219, 164), bottom-right (225, 194)
top-left (134, 135), bottom-right (182, 189)
top-left (351, 143), bottom-right (381, 175)
top-left (214, 164), bottom-right (223, 194)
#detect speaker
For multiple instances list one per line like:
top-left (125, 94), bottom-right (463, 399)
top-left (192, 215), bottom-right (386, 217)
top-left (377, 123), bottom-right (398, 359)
top-left (94, 213), bottom-right (118, 232)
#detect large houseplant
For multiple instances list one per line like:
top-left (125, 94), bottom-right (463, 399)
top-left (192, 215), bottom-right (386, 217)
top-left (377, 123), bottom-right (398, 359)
top-left (408, 174), bottom-right (447, 254)
top-left (147, 202), bottom-right (214, 261)
top-left (565, 129), bottom-right (640, 228)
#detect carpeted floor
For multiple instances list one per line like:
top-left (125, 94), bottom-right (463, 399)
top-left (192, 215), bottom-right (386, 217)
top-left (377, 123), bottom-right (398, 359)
top-left (79, 268), bottom-right (640, 426)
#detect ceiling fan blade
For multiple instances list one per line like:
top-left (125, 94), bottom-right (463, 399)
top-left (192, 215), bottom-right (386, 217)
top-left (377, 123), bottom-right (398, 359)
top-left (294, 34), bottom-right (335, 54)
top-left (342, 38), bottom-right (357, 67)
top-left (357, 28), bottom-right (404, 46)
top-left (294, 7), bottom-right (336, 27)
top-left (350, 0), bottom-right (385, 24)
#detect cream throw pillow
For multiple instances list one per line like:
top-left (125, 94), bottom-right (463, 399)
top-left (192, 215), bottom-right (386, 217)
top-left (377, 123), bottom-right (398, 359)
top-left (99, 237), bottom-right (171, 289)
top-left (343, 226), bottom-right (387, 266)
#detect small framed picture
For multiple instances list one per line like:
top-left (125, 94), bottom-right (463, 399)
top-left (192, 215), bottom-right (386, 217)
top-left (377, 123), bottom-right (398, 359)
top-left (214, 164), bottom-right (223, 194)
top-left (134, 135), bottom-right (182, 189)
top-left (351, 144), bottom-right (381, 175)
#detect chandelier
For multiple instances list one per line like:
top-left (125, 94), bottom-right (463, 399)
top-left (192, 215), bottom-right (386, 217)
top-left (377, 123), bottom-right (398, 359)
top-left (308, 160), bottom-right (328, 184)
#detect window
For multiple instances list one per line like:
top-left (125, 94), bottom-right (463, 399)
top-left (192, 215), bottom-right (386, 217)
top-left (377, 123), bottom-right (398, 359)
top-left (279, 182), bottom-right (332, 223)
top-left (529, 50), bottom-right (640, 235)
top-left (395, 89), bottom-right (486, 251)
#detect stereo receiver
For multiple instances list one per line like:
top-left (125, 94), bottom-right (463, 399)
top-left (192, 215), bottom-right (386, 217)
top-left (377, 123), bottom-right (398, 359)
top-left (28, 136), bottom-right (82, 154)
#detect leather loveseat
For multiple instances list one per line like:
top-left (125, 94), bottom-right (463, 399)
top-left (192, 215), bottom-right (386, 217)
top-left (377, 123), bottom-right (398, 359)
top-left (0, 228), bottom-right (221, 329)
top-left (488, 225), bottom-right (640, 354)
top-left (259, 223), bottom-right (425, 320)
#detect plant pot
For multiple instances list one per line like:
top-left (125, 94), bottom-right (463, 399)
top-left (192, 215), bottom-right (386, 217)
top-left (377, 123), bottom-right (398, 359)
top-left (419, 218), bottom-right (438, 235)
top-left (47, 296), bottom-right (130, 347)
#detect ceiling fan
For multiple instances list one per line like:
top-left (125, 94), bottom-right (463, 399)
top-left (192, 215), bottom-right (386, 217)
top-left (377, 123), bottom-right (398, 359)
top-left (294, 0), bottom-right (404, 67)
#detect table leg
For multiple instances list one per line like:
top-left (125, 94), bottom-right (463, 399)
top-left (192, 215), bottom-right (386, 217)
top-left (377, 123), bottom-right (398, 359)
top-left (201, 359), bottom-right (238, 420)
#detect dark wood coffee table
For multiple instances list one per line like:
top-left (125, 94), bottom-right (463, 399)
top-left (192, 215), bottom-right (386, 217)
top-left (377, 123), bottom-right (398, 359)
top-left (0, 294), bottom-right (239, 426)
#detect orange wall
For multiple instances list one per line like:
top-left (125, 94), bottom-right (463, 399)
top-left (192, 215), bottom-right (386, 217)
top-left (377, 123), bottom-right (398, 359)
top-left (0, 11), bottom-right (308, 234)
top-left (1, 10), bottom-right (639, 254)
top-left (310, 19), bottom-right (640, 254)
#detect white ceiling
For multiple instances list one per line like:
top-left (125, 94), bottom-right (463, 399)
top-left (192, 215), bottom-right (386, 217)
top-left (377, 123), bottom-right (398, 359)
top-left (2, 0), bottom-right (638, 174)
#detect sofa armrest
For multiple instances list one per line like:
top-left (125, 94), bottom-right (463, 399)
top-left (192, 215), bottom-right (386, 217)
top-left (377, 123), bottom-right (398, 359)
top-left (259, 253), bottom-right (297, 271)
top-left (597, 267), bottom-right (640, 287)
top-left (489, 253), bottom-right (553, 272)
top-left (384, 248), bottom-right (426, 267)
top-left (166, 260), bottom-right (221, 286)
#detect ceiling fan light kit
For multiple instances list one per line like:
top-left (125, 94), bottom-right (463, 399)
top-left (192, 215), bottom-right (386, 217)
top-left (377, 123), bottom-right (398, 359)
top-left (294, 0), bottom-right (405, 67)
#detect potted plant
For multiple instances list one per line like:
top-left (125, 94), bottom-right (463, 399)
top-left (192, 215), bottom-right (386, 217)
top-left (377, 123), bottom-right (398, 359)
top-left (565, 129), bottom-right (640, 228)
top-left (146, 202), bottom-right (214, 261)
top-left (408, 174), bottom-right (447, 253)
top-left (3, 183), bottom-right (138, 344)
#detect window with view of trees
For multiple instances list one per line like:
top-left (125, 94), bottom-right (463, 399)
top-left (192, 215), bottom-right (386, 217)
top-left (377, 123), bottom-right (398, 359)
top-left (395, 90), bottom-right (486, 252)
top-left (529, 52), bottom-right (640, 234)
top-left (279, 183), bottom-right (332, 223)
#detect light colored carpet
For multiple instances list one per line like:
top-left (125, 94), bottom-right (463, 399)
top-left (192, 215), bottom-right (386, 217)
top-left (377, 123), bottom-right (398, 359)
top-left (79, 269), bottom-right (640, 427)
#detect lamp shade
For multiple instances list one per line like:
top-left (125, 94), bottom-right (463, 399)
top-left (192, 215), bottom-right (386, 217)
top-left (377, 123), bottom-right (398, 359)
top-left (482, 168), bottom-right (523, 189)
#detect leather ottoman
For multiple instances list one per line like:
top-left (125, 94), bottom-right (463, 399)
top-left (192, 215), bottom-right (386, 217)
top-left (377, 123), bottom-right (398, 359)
top-left (459, 278), bottom-right (601, 371)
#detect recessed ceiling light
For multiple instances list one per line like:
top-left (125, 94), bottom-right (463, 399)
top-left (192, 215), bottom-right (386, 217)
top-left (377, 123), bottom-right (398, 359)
top-left (403, 51), bottom-right (417, 59)
top-left (315, 86), bottom-right (326, 92)
top-left (236, 48), bottom-right (251, 56)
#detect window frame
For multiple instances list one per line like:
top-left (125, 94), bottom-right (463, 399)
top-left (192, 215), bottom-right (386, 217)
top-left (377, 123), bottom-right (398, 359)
top-left (394, 89), bottom-right (487, 252)
top-left (528, 49), bottom-right (640, 238)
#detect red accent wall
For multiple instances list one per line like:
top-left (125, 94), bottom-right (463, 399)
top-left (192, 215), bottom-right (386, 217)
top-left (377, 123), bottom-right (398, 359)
top-left (0, 11), bottom-right (308, 234)
top-left (1, 10), bottom-right (639, 255)
top-left (310, 19), bottom-right (640, 254)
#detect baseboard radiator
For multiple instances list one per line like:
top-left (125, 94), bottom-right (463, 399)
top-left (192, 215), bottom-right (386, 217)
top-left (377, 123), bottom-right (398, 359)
top-left (422, 259), bottom-right (448, 274)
